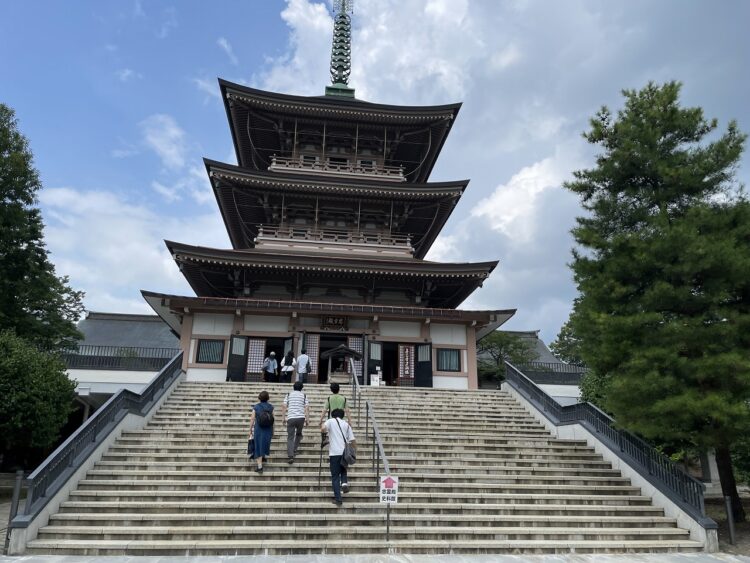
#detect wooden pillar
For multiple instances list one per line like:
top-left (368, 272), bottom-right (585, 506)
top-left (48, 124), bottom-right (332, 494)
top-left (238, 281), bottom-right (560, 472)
top-left (180, 313), bottom-right (193, 371)
top-left (466, 324), bottom-right (478, 390)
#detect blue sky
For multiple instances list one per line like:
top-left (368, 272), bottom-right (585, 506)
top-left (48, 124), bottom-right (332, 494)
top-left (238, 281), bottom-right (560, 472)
top-left (2, 0), bottom-right (749, 343)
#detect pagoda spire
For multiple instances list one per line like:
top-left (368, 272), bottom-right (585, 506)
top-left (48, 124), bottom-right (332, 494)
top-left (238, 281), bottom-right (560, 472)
top-left (325, 0), bottom-right (356, 98)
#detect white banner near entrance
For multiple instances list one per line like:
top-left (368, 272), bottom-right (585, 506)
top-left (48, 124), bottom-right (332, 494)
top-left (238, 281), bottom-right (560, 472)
top-left (379, 475), bottom-right (398, 503)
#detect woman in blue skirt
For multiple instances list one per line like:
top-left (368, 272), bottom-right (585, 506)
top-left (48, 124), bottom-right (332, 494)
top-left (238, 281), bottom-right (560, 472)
top-left (249, 390), bottom-right (274, 473)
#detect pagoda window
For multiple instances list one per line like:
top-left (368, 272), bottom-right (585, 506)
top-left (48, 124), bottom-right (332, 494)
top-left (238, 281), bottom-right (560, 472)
top-left (358, 159), bottom-right (375, 171)
top-left (436, 348), bottom-right (461, 372)
top-left (196, 339), bottom-right (225, 364)
top-left (328, 156), bottom-right (349, 168)
top-left (302, 154), bottom-right (319, 166)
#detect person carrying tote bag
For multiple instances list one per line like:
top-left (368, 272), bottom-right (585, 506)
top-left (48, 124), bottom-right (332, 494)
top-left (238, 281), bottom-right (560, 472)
top-left (320, 408), bottom-right (356, 506)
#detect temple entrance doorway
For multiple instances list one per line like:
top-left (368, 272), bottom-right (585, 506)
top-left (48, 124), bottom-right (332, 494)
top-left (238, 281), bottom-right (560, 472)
top-left (264, 337), bottom-right (292, 369)
top-left (382, 342), bottom-right (398, 386)
top-left (318, 334), bottom-right (348, 383)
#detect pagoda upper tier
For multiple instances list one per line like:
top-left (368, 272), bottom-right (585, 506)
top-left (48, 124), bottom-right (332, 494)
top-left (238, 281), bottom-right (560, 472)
top-left (166, 240), bottom-right (497, 309)
top-left (220, 80), bottom-right (461, 184)
top-left (206, 159), bottom-right (467, 259)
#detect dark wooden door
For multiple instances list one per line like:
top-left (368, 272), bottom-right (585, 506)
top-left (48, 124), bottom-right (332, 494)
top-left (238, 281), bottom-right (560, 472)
top-left (226, 335), bottom-right (248, 382)
top-left (414, 343), bottom-right (433, 387)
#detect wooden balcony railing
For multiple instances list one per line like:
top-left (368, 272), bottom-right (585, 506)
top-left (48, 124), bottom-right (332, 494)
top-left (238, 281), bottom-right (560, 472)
top-left (256, 224), bottom-right (412, 248)
top-left (269, 155), bottom-right (405, 181)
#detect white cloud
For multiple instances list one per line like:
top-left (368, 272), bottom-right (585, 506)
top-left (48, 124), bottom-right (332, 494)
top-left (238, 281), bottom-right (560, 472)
top-left (471, 148), bottom-right (576, 242)
top-left (156, 7), bottom-right (178, 39)
top-left (192, 77), bottom-right (222, 102)
top-left (256, 0), bottom-right (332, 95)
top-left (217, 37), bottom-right (239, 66)
top-left (115, 68), bottom-right (142, 82)
top-left (489, 43), bottom-right (522, 71)
top-left (139, 114), bottom-right (188, 170)
top-left (39, 187), bottom-right (228, 314)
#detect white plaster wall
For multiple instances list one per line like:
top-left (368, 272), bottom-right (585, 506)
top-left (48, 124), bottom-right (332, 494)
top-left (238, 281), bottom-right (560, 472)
top-left (68, 369), bottom-right (157, 385)
top-left (193, 313), bottom-right (234, 336)
top-left (186, 367), bottom-right (227, 382)
top-left (75, 382), bottom-right (147, 395)
top-left (430, 323), bottom-right (467, 345)
top-left (538, 384), bottom-right (582, 399)
top-left (244, 314), bottom-right (290, 332)
top-left (379, 321), bottom-right (420, 338)
top-left (433, 375), bottom-right (469, 390)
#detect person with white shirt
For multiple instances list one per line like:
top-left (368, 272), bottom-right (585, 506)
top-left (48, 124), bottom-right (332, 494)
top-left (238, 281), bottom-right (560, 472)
top-left (320, 408), bottom-right (356, 506)
top-left (282, 381), bottom-right (309, 463)
top-left (296, 348), bottom-right (310, 383)
top-left (280, 350), bottom-right (296, 383)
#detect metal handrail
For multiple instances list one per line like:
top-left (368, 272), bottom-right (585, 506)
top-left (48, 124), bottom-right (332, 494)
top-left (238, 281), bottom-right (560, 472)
top-left (9, 352), bottom-right (184, 531)
top-left (350, 368), bottom-right (362, 422)
top-left (504, 361), bottom-right (716, 529)
top-left (364, 401), bottom-right (391, 482)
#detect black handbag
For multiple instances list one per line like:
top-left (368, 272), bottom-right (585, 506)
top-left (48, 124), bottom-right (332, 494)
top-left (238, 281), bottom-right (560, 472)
top-left (247, 438), bottom-right (255, 459)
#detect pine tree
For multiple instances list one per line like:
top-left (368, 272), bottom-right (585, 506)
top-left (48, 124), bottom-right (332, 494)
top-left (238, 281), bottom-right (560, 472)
top-left (0, 103), bottom-right (84, 350)
top-left (566, 82), bottom-right (750, 522)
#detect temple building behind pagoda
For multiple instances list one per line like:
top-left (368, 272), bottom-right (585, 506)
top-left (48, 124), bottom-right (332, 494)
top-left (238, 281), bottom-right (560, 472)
top-left (143, 1), bottom-right (515, 389)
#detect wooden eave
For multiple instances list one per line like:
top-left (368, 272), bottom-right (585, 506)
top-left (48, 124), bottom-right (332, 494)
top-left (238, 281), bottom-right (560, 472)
top-left (220, 79), bottom-right (461, 123)
top-left (205, 159), bottom-right (468, 198)
top-left (166, 240), bottom-right (497, 279)
top-left (141, 290), bottom-right (515, 327)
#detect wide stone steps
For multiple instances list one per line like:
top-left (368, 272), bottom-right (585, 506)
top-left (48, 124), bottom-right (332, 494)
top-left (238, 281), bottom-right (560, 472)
top-left (25, 538), bottom-right (703, 555)
top-left (64, 490), bottom-right (653, 507)
top-left (75, 479), bottom-right (644, 497)
top-left (25, 381), bottom-right (702, 555)
top-left (54, 501), bottom-right (667, 517)
top-left (36, 525), bottom-right (689, 542)
top-left (99, 453), bottom-right (614, 468)
top-left (47, 512), bottom-right (674, 527)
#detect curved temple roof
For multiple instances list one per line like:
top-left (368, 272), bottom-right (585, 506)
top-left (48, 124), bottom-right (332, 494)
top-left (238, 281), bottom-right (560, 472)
top-left (205, 159), bottom-right (467, 258)
top-left (220, 79), bottom-right (461, 184)
top-left (166, 240), bottom-right (497, 309)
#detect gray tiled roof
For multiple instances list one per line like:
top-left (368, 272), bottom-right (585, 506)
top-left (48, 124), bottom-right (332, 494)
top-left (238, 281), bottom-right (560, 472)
top-left (500, 330), bottom-right (562, 364)
top-left (77, 312), bottom-right (179, 349)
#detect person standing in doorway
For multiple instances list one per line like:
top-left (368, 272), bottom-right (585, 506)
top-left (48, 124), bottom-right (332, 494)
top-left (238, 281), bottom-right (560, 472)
top-left (263, 351), bottom-right (278, 382)
top-left (282, 381), bottom-right (309, 463)
top-left (248, 390), bottom-right (274, 473)
top-left (321, 408), bottom-right (355, 505)
top-left (296, 348), bottom-right (310, 383)
top-left (280, 350), bottom-right (296, 383)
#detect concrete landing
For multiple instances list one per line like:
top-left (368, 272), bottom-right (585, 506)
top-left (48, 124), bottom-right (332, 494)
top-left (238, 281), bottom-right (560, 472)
top-left (2, 555), bottom-right (750, 563)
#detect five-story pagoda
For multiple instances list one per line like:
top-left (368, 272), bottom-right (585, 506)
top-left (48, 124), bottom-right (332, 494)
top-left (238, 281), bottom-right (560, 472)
top-left (143, 0), bottom-right (515, 388)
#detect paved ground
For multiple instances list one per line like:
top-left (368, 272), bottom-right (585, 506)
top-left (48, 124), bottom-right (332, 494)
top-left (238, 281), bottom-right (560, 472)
top-left (1, 555), bottom-right (750, 562)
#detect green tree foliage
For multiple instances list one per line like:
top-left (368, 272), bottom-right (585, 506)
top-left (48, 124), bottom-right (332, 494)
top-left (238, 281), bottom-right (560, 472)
top-left (0, 104), bottom-right (84, 350)
top-left (565, 81), bottom-right (750, 521)
top-left (477, 331), bottom-right (538, 382)
top-left (549, 309), bottom-right (585, 366)
top-left (0, 330), bottom-right (76, 464)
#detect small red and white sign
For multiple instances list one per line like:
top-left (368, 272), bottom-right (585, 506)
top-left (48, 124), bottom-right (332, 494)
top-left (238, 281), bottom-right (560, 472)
top-left (380, 475), bottom-right (399, 504)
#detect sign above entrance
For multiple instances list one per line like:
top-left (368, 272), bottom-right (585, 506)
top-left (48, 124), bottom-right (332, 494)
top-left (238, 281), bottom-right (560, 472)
top-left (321, 316), bottom-right (347, 331)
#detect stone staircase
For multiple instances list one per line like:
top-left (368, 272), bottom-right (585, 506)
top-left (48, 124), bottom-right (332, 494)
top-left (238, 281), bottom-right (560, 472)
top-left (25, 382), bottom-right (703, 555)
